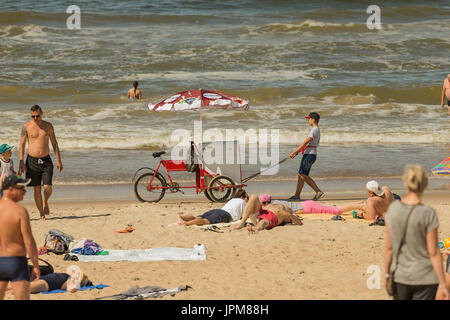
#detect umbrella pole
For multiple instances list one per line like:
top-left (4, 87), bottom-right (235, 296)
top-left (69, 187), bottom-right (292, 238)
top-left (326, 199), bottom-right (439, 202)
top-left (199, 88), bottom-right (203, 161)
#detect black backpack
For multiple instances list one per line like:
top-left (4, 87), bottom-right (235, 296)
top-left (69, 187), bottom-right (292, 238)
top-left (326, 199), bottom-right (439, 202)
top-left (27, 258), bottom-right (54, 276)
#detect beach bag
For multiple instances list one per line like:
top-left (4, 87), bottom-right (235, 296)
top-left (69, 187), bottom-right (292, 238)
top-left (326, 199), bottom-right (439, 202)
top-left (71, 240), bottom-right (103, 255)
top-left (80, 241), bottom-right (103, 255)
top-left (386, 205), bottom-right (416, 297)
top-left (44, 229), bottom-right (74, 255)
top-left (69, 238), bottom-right (91, 252)
top-left (27, 258), bottom-right (54, 277)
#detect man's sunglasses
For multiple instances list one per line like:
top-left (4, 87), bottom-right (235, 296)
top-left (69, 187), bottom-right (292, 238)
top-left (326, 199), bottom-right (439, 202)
top-left (31, 115), bottom-right (41, 119)
top-left (12, 185), bottom-right (26, 191)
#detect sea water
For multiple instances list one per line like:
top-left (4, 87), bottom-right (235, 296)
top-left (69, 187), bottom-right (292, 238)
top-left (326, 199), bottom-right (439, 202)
top-left (0, 1), bottom-right (448, 200)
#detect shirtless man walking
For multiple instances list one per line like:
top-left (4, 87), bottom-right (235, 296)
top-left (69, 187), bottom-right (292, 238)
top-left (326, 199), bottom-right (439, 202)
top-left (0, 175), bottom-right (40, 300)
top-left (18, 105), bottom-right (63, 220)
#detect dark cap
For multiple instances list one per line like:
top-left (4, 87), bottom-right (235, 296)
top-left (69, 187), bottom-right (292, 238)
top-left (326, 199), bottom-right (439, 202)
top-left (305, 112), bottom-right (320, 121)
top-left (1, 175), bottom-right (31, 191)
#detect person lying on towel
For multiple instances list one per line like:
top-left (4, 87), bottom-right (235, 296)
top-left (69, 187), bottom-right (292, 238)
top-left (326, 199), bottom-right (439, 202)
top-left (6, 268), bottom-right (90, 294)
top-left (236, 194), bottom-right (373, 231)
top-left (235, 194), bottom-right (303, 231)
top-left (272, 197), bottom-right (363, 216)
top-left (177, 190), bottom-right (249, 226)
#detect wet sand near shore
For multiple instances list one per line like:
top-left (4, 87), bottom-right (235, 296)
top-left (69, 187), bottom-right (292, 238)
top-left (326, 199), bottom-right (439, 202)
top-left (18, 176), bottom-right (450, 204)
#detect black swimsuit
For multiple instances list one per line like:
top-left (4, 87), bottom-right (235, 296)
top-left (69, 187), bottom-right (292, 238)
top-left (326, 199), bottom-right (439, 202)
top-left (40, 273), bottom-right (70, 291)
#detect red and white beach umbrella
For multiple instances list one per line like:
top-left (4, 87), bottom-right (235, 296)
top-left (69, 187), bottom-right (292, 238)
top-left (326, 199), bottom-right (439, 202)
top-left (148, 89), bottom-right (249, 112)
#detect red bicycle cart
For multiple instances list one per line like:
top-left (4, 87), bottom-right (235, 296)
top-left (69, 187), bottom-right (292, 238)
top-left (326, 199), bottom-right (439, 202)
top-left (133, 141), bottom-right (246, 203)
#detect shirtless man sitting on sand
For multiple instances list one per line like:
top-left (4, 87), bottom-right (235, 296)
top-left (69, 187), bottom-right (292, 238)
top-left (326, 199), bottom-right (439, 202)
top-left (235, 194), bottom-right (303, 232)
top-left (0, 175), bottom-right (40, 300)
top-left (18, 105), bottom-right (63, 220)
top-left (353, 180), bottom-right (396, 221)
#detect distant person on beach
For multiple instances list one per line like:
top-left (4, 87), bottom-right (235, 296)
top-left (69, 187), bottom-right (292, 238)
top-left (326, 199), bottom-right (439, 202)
top-left (0, 144), bottom-right (16, 197)
top-left (235, 194), bottom-right (303, 231)
top-left (178, 190), bottom-right (249, 226)
top-left (0, 175), bottom-right (40, 300)
top-left (384, 164), bottom-right (449, 300)
top-left (18, 105), bottom-right (63, 221)
top-left (441, 74), bottom-right (450, 115)
top-left (128, 81), bottom-right (142, 100)
top-left (289, 112), bottom-right (324, 201)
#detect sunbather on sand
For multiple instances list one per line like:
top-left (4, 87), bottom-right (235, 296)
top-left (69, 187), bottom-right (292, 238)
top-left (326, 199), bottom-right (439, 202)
top-left (301, 201), bottom-right (362, 215)
top-left (235, 194), bottom-right (303, 231)
top-left (239, 194), bottom-right (367, 225)
top-left (178, 190), bottom-right (249, 226)
top-left (351, 180), bottom-right (397, 221)
top-left (6, 268), bottom-right (90, 293)
top-left (271, 181), bottom-right (397, 223)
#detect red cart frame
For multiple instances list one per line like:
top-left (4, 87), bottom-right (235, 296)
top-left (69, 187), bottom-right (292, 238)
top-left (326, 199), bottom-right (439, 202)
top-left (133, 141), bottom-right (246, 203)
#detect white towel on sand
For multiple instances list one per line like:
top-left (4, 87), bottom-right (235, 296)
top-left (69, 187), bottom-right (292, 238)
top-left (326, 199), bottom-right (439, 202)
top-left (73, 244), bottom-right (206, 262)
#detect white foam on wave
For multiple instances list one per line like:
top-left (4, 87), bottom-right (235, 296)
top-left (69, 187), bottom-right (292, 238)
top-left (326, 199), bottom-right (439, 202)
top-left (0, 24), bottom-right (47, 39)
top-left (50, 124), bottom-right (449, 150)
top-left (1, 102), bottom-right (447, 151)
top-left (246, 19), bottom-right (360, 36)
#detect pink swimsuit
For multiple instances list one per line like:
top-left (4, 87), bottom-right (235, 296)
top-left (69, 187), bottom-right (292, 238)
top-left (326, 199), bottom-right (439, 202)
top-left (301, 200), bottom-right (342, 215)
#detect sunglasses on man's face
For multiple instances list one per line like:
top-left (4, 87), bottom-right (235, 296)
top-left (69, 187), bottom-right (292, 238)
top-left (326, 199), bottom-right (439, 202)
top-left (12, 185), bottom-right (26, 191)
top-left (31, 115), bottom-right (41, 119)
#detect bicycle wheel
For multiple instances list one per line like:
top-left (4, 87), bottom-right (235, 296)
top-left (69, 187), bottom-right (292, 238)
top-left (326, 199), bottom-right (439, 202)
top-left (207, 175), bottom-right (236, 203)
top-left (132, 167), bottom-right (155, 182)
top-left (203, 175), bottom-right (214, 202)
top-left (134, 172), bottom-right (167, 203)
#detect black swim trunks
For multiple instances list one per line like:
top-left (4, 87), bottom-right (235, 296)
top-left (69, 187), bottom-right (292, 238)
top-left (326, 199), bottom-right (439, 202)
top-left (40, 273), bottom-right (70, 291)
top-left (26, 154), bottom-right (54, 187)
top-left (0, 256), bottom-right (30, 282)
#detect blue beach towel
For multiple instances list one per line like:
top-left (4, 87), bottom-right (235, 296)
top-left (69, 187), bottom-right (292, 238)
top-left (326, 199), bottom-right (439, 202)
top-left (40, 284), bottom-right (109, 294)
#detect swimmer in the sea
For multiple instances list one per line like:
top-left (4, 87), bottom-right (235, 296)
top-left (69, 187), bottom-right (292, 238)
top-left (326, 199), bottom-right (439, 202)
top-left (127, 81), bottom-right (142, 100)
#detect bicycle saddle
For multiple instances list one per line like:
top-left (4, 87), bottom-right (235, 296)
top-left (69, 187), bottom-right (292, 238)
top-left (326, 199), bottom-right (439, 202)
top-left (152, 151), bottom-right (166, 158)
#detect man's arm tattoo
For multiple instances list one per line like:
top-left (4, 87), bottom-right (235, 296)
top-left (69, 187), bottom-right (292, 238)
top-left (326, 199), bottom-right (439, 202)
top-left (21, 125), bottom-right (27, 137)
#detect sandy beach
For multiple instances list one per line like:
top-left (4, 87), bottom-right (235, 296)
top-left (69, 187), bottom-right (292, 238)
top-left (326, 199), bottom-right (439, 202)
top-left (3, 190), bottom-right (448, 300)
